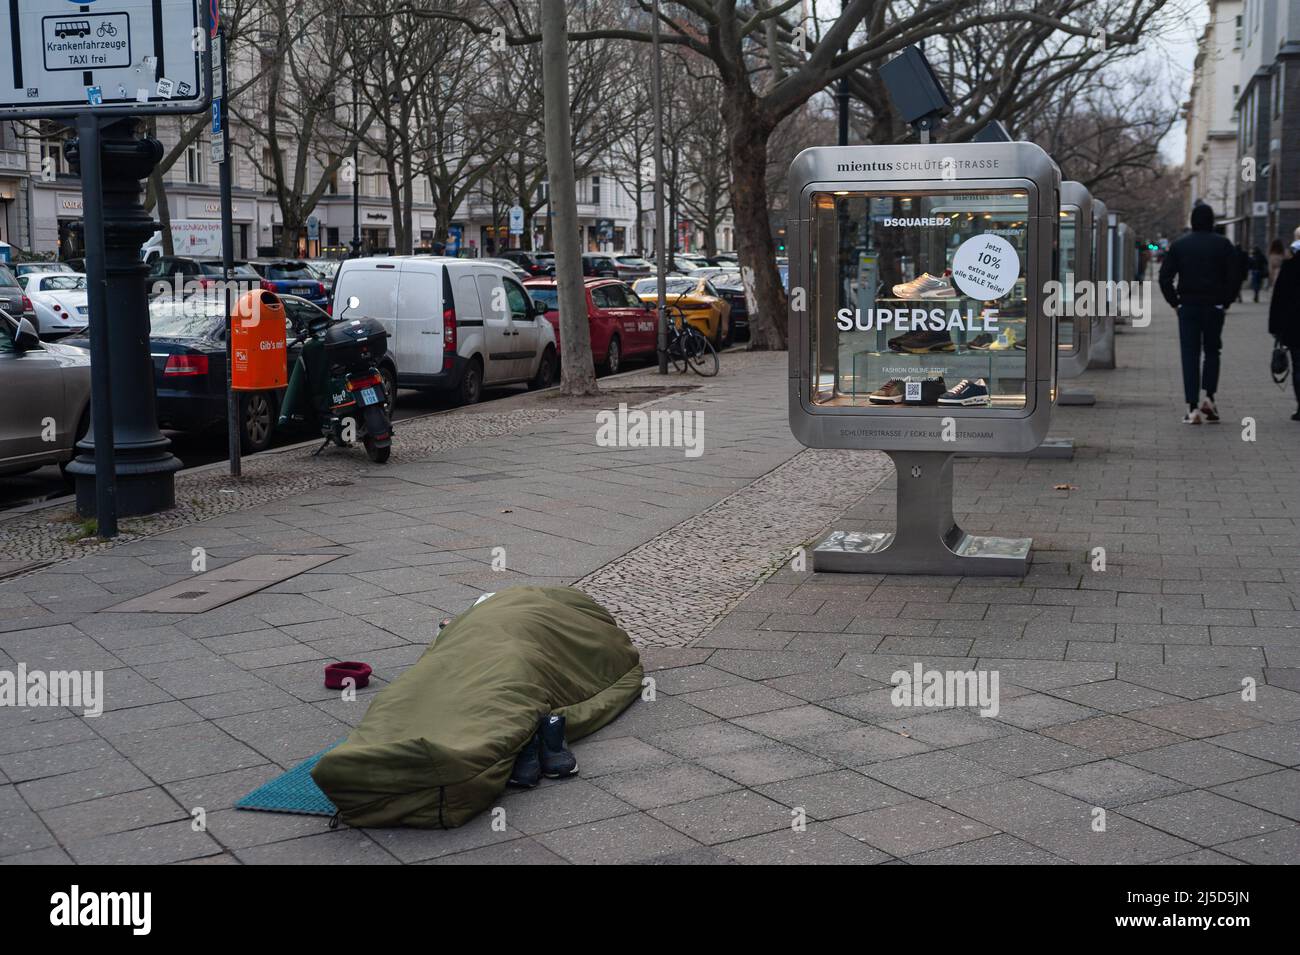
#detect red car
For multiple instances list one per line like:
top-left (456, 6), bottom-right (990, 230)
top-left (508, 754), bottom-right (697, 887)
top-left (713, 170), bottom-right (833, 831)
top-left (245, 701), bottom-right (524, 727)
top-left (523, 278), bottom-right (658, 374)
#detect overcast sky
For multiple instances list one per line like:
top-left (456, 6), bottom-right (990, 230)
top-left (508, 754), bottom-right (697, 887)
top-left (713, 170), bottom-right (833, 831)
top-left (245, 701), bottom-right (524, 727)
top-left (1157, 1), bottom-right (1211, 163)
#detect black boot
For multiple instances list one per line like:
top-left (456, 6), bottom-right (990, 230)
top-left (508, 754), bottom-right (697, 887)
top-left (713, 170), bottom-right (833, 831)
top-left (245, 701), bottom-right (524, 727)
top-left (538, 714), bottom-right (577, 778)
top-left (508, 727), bottom-right (542, 788)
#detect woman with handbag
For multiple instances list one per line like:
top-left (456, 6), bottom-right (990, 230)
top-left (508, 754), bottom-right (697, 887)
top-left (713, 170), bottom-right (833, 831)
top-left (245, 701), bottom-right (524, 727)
top-left (1268, 245), bottom-right (1300, 420)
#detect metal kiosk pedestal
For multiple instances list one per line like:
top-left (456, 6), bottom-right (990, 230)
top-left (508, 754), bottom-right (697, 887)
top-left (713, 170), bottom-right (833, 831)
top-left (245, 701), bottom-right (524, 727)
top-left (788, 142), bottom-right (1059, 578)
top-left (815, 450), bottom-right (1030, 575)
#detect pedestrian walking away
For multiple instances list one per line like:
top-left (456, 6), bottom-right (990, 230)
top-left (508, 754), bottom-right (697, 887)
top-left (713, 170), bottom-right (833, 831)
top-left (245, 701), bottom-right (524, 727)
top-left (1268, 238), bottom-right (1286, 290)
top-left (1233, 242), bottom-right (1251, 302)
top-left (1249, 246), bottom-right (1267, 302)
top-left (1159, 203), bottom-right (1240, 424)
top-left (1268, 238), bottom-right (1300, 421)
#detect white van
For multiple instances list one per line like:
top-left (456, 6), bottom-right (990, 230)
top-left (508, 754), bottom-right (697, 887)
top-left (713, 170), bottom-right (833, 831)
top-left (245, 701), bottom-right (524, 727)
top-left (332, 256), bottom-right (558, 404)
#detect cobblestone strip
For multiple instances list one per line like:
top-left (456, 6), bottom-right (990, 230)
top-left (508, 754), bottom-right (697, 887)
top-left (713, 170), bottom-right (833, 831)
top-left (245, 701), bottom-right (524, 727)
top-left (577, 447), bottom-right (892, 647)
top-left (0, 408), bottom-right (561, 572)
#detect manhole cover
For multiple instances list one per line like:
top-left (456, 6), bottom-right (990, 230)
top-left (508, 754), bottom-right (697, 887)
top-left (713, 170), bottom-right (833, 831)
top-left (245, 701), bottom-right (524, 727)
top-left (107, 553), bottom-right (341, 613)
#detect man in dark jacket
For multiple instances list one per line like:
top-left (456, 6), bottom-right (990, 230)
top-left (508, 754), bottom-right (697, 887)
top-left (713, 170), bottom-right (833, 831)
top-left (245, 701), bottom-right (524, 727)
top-left (1268, 247), bottom-right (1300, 421)
top-left (1159, 204), bottom-right (1241, 423)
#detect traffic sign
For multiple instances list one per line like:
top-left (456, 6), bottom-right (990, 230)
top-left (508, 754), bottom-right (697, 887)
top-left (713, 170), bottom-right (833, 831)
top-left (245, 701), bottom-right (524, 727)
top-left (0, 0), bottom-right (210, 118)
top-left (210, 129), bottom-right (225, 165)
top-left (508, 205), bottom-right (524, 235)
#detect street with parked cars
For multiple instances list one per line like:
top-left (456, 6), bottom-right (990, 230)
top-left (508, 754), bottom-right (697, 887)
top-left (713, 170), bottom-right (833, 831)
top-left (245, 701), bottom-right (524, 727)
top-left (0, 247), bottom-right (754, 510)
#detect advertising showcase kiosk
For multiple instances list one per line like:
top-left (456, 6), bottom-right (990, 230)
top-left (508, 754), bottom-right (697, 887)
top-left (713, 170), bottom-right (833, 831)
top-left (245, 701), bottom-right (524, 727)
top-left (1089, 199), bottom-right (1114, 369)
top-left (1056, 182), bottom-right (1096, 407)
top-left (787, 142), bottom-right (1059, 576)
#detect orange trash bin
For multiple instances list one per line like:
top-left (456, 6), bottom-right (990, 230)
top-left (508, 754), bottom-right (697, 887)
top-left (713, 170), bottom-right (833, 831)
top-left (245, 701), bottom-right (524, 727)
top-left (230, 290), bottom-right (288, 391)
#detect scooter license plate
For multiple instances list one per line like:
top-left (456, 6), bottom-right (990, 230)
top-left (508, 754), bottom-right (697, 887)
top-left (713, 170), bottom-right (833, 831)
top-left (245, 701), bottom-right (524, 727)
top-left (358, 387), bottom-right (381, 406)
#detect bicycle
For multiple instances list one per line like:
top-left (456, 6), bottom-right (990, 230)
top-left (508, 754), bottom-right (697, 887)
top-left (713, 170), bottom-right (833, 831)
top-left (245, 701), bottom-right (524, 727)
top-left (97, 22), bottom-right (117, 38)
top-left (663, 304), bottom-right (719, 377)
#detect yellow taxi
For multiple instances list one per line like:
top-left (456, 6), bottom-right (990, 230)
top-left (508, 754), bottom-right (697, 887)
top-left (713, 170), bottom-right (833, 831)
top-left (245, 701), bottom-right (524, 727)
top-left (632, 275), bottom-right (731, 347)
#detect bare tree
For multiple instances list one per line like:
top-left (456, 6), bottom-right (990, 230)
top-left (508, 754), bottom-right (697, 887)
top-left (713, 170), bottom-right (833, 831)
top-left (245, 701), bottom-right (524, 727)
top-left (417, 1), bottom-right (1172, 351)
top-left (233, 0), bottom-right (383, 256)
top-left (542, 0), bottom-right (598, 395)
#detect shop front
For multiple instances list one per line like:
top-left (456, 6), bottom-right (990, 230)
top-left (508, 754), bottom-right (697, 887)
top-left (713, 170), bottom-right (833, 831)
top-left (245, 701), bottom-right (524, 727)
top-left (1056, 181), bottom-right (1096, 406)
top-left (787, 141), bottom-right (1059, 575)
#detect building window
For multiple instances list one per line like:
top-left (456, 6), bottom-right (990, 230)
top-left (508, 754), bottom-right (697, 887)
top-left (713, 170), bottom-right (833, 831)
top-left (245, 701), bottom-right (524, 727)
top-left (1235, 14), bottom-right (1243, 48)
top-left (186, 141), bottom-right (206, 184)
top-left (592, 176), bottom-right (600, 204)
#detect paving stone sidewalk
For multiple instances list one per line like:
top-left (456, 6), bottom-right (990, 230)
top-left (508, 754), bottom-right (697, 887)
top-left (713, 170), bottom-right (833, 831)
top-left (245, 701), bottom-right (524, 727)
top-left (2, 299), bottom-right (1298, 865)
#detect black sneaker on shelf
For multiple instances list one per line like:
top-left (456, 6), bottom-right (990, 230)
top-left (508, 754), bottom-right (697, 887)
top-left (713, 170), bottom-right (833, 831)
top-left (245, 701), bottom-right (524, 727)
top-left (938, 378), bottom-right (991, 406)
top-left (914, 377), bottom-right (948, 405)
top-left (967, 333), bottom-right (995, 350)
top-left (888, 329), bottom-right (955, 354)
top-left (508, 728), bottom-right (542, 788)
top-left (538, 714), bottom-right (578, 778)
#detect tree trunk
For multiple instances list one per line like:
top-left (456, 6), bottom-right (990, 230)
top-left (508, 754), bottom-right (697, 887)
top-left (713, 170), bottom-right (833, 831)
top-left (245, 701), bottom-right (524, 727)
top-left (541, 0), bottom-right (597, 396)
top-left (149, 169), bottom-right (175, 257)
top-left (724, 95), bottom-right (786, 350)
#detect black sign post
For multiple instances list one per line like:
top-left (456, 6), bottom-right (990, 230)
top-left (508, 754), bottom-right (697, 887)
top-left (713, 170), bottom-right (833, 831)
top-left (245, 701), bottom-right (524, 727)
top-left (74, 114), bottom-right (117, 538)
top-left (214, 27), bottom-right (240, 478)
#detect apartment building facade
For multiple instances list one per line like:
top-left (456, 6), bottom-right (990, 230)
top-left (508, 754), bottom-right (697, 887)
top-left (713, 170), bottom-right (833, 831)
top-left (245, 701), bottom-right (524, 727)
top-left (1184, 0), bottom-right (1244, 235)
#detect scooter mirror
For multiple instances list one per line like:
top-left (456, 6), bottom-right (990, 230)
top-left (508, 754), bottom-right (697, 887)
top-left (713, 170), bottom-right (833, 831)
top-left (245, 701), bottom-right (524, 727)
top-left (347, 296), bottom-right (360, 310)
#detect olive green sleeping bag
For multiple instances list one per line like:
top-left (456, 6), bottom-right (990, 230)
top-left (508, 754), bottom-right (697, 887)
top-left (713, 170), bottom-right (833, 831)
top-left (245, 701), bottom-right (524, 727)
top-left (311, 586), bottom-right (643, 828)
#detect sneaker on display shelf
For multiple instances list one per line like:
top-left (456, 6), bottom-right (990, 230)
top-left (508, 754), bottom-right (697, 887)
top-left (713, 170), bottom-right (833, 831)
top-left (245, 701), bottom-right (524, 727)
top-left (868, 379), bottom-right (907, 404)
top-left (891, 273), bottom-right (958, 299)
top-left (888, 329), bottom-right (955, 353)
top-left (938, 378), bottom-right (991, 406)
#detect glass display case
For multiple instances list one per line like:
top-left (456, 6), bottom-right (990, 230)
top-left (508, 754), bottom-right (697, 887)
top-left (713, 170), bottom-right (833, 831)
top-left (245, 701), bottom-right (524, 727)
top-left (808, 190), bottom-right (1031, 411)
top-left (1056, 181), bottom-right (1094, 382)
top-left (1089, 198), bottom-right (1113, 368)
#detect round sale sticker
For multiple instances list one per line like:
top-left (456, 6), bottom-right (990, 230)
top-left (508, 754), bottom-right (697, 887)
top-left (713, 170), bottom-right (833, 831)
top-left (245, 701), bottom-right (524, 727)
top-left (950, 234), bottom-right (1019, 300)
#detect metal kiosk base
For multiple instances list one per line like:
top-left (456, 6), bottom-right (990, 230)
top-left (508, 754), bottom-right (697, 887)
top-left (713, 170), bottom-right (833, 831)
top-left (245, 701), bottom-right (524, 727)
top-left (1057, 388), bottom-right (1095, 406)
top-left (813, 450), bottom-right (1031, 577)
top-left (1026, 436), bottom-right (1074, 459)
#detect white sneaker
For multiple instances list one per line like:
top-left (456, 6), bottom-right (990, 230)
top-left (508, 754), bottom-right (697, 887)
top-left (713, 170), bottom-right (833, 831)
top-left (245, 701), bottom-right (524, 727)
top-left (1183, 409), bottom-right (1203, 425)
top-left (892, 273), bottom-right (957, 299)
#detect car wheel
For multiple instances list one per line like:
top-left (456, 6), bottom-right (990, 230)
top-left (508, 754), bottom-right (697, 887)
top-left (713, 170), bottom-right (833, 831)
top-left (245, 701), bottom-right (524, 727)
top-left (240, 391), bottom-right (277, 453)
top-left (529, 346), bottom-right (558, 390)
top-left (379, 363), bottom-right (397, 417)
top-left (603, 335), bottom-right (621, 375)
top-left (458, 357), bottom-right (483, 405)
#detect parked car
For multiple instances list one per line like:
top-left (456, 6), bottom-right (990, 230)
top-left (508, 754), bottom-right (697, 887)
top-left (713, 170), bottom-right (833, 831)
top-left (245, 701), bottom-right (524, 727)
top-left (249, 260), bottom-right (332, 311)
top-left (500, 250), bottom-right (555, 277)
top-left (146, 258), bottom-right (262, 298)
top-left (0, 265), bottom-right (36, 328)
top-left (706, 269), bottom-right (751, 342)
top-left (332, 256), bottom-right (557, 405)
top-left (523, 277), bottom-right (658, 374)
top-left (481, 257), bottom-right (532, 282)
top-left (13, 261), bottom-right (76, 277)
top-left (16, 271), bottom-right (88, 338)
top-left (631, 275), bottom-right (731, 348)
top-left (577, 252), bottom-right (652, 281)
top-left (64, 295), bottom-right (392, 453)
top-left (652, 252), bottom-right (711, 273)
top-left (305, 259), bottom-right (342, 296)
top-left (0, 308), bottom-right (90, 479)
